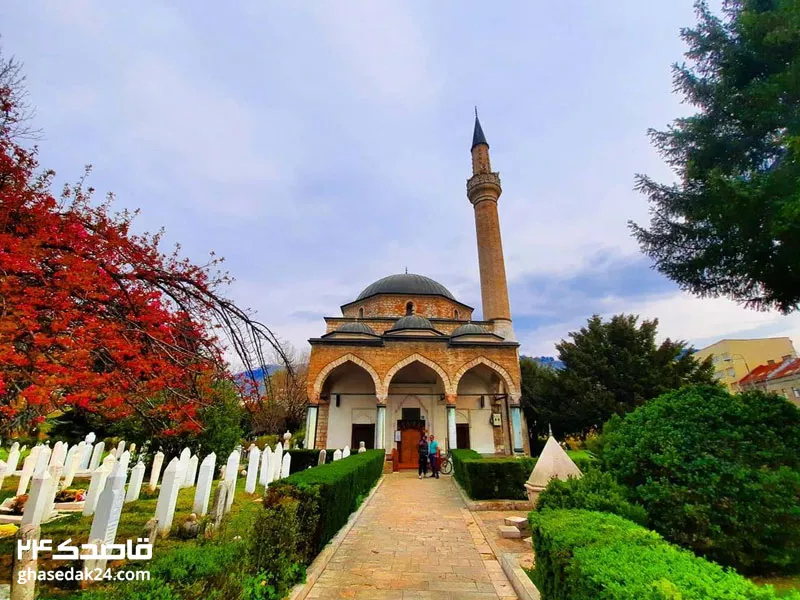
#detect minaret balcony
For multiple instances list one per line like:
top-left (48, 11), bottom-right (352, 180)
top-left (466, 172), bottom-right (502, 203)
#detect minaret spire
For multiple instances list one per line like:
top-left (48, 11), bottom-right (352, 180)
top-left (466, 111), bottom-right (516, 341)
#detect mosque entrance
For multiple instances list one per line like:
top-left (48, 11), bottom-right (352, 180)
top-left (397, 420), bottom-right (425, 469)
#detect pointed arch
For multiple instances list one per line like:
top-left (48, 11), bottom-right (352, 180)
top-left (312, 353), bottom-right (385, 402)
top-left (383, 353), bottom-right (453, 396)
top-left (453, 356), bottom-right (519, 401)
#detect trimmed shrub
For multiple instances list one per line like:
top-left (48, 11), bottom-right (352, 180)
top-left (264, 450), bottom-right (384, 556)
top-left (451, 449), bottom-right (535, 500)
top-left (602, 385), bottom-right (800, 574)
top-left (529, 509), bottom-right (799, 600)
top-left (535, 469), bottom-right (647, 525)
top-left (286, 448), bottom-right (337, 473)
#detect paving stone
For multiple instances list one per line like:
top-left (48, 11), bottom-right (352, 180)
top-left (498, 525), bottom-right (522, 539)
top-left (305, 472), bottom-right (518, 599)
top-left (504, 516), bottom-right (530, 530)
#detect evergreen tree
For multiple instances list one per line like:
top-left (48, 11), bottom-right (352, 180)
top-left (631, 0), bottom-right (800, 312)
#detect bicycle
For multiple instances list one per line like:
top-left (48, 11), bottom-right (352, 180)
top-left (438, 451), bottom-right (453, 475)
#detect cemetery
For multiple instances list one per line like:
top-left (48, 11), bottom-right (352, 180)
top-left (0, 432), bottom-right (381, 599)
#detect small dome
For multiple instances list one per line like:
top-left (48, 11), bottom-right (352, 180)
top-left (356, 273), bottom-right (456, 301)
top-left (336, 322), bottom-right (376, 335)
top-left (389, 314), bottom-right (435, 331)
top-left (451, 323), bottom-right (488, 337)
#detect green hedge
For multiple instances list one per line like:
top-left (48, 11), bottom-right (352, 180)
top-left (265, 450), bottom-right (384, 556)
top-left (529, 509), bottom-right (800, 600)
top-left (451, 449), bottom-right (536, 500)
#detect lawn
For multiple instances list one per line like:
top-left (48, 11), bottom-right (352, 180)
top-left (1, 473), bottom-right (263, 596)
top-left (753, 575), bottom-right (800, 597)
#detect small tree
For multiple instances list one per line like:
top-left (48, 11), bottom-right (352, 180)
top-left (602, 385), bottom-right (800, 574)
top-left (631, 0), bottom-right (800, 313)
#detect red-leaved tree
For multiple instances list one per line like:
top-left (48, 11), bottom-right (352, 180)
top-left (0, 57), bottom-right (286, 436)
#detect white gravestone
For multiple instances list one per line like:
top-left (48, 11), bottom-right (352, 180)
top-left (192, 453), bottom-right (216, 516)
top-left (34, 446), bottom-right (51, 474)
top-left (64, 444), bottom-right (78, 471)
top-left (342, 445), bottom-right (350, 459)
top-left (62, 447), bottom-right (83, 489)
top-left (280, 453), bottom-right (291, 479)
top-left (333, 449), bottom-right (343, 462)
top-left (0, 460), bottom-right (6, 489)
top-left (90, 473), bottom-right (124, 546)
top-left (16, 452), bottom-right (38, 496)
top-left (272, 443), bottom-right (283, 481)
top-left (49, 441), bottom-right (67, 467)
top-left (155, 458), bottom-right (183, 534)
top-left (245, 447), bottom-right (260, 493)
top-left (82, 464), bottom-right (112, 516)
top-left (43, 464), bottom-right (63, 519)
top-left (117, 451), bottom-right (131, 479)
top-left (88, 441), bottom-right (105, 471)
top-left (184, 455), bottom-right (199, 488)
top-left (223, 450), bottom-right (239, 512)
top-left (101, 455), bottom-right (116, 472)
top-left (85, 432), bottom-right (96, 444)
top-left (6, 444), bottom-right (20, 474)
top-left (358, 442), bottom-right (366, 453)
top-left (318, 449), bottom-right (327, 465)
top-left (259, 447), bottom-right (272, 486)
top-left (125, 461), bottom-right (146, 503)
top-left (149, 451), bottom-right (165, 492)
top-left (115, 440), bottom-right (126, 459)
top-left (21, 469), bottom-right (52, 527)
top-left (128, 443), bottom-right (136, 457)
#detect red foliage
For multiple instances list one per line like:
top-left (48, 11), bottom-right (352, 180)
top-left (0, 85), bottom-right (274, 435)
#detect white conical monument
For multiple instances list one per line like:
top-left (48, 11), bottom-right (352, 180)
top-left (524, 429), bottom-right (582, 504)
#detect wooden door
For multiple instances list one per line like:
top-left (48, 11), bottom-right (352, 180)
top-left (399, 428), bottom-right (422, 469)
top-left (456, 423), bottom-right (470, 449)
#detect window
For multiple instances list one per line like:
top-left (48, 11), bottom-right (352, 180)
top-left (358, 307), bottom-right (364, 318)
top-left (726, 367), bottom-right (735, 378)
top-left (405, 302), bottom-right (414, 316)
top-left (793, 388), bottom-right (800, 399)
top-left (454, 309), bottom-right (460, 320)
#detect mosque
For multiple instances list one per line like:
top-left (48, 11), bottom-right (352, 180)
top-left (303, 114), bottom-right (528, 467)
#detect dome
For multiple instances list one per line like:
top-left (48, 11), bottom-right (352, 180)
top-left (389, 314), bottom-right (435, 332)
top-left (356, 273), bottom-right (456, 301)
top-left (336, 322), bottom-right (376, 335)
top-left (451, 323), bottom-right (488, 337)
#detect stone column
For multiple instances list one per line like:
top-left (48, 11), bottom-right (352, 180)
top-left (510, 403), bottom-right (524, 454)
top-left (375, 404), bottom-right (386, 450)
top-left (446, 405), bottom-right (457, 451)
top-left (305, 405), bottom-right (318, 451)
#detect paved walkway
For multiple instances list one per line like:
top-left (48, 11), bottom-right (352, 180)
top-left (306, 472), bottom-right (518, 600)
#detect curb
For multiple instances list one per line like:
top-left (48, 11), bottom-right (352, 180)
top-left (452, 476), bottom-right (533, 512)
top-left (287, 475), bottom-right (385, 600)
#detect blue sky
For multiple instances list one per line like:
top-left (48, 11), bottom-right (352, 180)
top-left (3, 1), bottom-right (800, 361)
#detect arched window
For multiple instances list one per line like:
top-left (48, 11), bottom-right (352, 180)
top-left (405, 302), bottom-right (414, 316)
top-left (358, 307), bottom-right (365, 319)
top-left (454, 309), bottom-right (460, 320)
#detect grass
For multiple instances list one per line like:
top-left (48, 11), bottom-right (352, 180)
top-left (566, 449), bottom-right (593, 461)
top-left (0, 472), bottom-right (263, 594)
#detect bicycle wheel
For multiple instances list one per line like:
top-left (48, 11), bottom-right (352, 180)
top-left (440, 458), bottom-right (452, 475)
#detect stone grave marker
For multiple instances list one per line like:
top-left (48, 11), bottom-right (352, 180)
top-left (16, 452), bottom-right (37, 496)
top-left (21, 468), bottom-right (52, 527)
top-left (192, 453), bottom-right (216, 516)
top-left (245, 447), bottom-right (260, 493)
top-left (91, 462), bottom-right (126, 546)
top-left (155, 458), bottom-right (182, 535)
top-left (62, 446), bottom-right (83, 489)
top-left (49, 441), bottom-right (67, 468)
top-left (149, 450), bottom-right (165, 492)
top-left (318, 449), bottom-right (327, 465)
top-left (125, 461), bottom-right (146, 503)
top-left (223, 450), bottom-right (239, 512)
top-left (82, 464), bottom-right (112, 516)
top-left (115, 440), bottom-right (126, 459)
top-left (210, 481), bottom-right (227, 529)
top-left (342, 445), bottom-right (350, 459)
top-left (358, 442), bottom-right (366, 453)
top-left (272, 442), bottom-right (283, 481)
top-left (280, 453), bottom-right (291, 479)
top-left (88, 441), bottom-right (105, 470)
top-left (184, 454), bottom-right (199, 488)
top-left (259, 446), bottom-right (272, 486)
top-left (6, 442), bottom-right (20, 473)
top-left (333, 449), bottom-right (343, 461)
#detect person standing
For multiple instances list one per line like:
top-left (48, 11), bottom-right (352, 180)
top-left (428, 434), bottom-right (440, 479)
top-left (417, 434), bottom-right (428, 479)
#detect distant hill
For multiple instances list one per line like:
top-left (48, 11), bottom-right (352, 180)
top-left (522, 355), bottom-right (566, 370)
top-left (235, 364), bottom-right (283, 394)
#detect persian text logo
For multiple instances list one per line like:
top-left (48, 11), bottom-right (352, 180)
top-left (17, 538), bottom-right (153, 561)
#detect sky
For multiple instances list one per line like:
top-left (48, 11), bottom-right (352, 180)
top-left (3, 1), bottom-right (800, 361)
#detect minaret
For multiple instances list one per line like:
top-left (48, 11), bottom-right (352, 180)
top-left (467, 110), bottom-right (516, 341)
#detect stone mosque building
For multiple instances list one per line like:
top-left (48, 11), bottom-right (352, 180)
top-left (304, 115), bottom-right (529, 467)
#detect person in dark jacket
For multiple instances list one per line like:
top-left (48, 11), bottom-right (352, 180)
top-left (417, 434), bottom-right (428, 479)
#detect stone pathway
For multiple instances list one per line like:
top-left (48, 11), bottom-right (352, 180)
top-left (306, 472), bottom-right (518, 600)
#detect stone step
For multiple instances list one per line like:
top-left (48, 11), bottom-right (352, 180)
top-left (504, 516), bottom-right (530, 531)
top-left (498, 525), bottom-right (522, 539)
